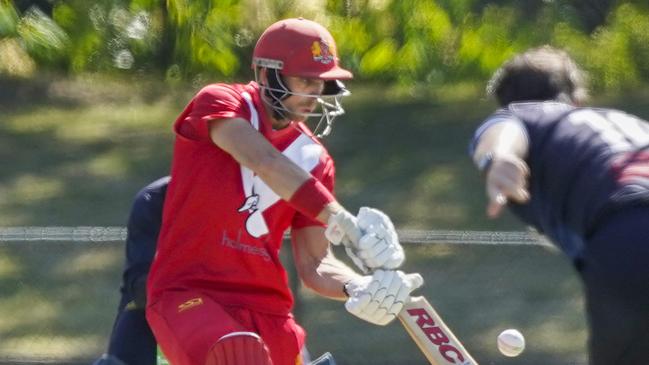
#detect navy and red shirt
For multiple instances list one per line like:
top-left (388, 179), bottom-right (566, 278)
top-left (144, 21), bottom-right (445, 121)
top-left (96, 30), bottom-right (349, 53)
top-left (471, 102), bottom-right (649, 258)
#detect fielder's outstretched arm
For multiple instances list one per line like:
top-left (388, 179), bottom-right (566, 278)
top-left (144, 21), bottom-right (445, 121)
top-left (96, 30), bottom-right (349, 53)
top-left (472, 121), bottom-right (531, 217)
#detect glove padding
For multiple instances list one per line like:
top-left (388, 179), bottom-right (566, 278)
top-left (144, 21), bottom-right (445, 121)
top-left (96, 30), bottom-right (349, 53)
top-left (345, 270), bottom-right (424, 326)
top-left (325, 209), bottom-right (361, 246)
top-left (325, 210), bottom-right (367, 271)
top-left (325, 208), bottom-right (405, 272)
top-left (356, 207), bottom-right (405, 270)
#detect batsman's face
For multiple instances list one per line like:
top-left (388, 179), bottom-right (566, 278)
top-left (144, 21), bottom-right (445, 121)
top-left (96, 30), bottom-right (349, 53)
top-left (282, 76), bottom-right (325, 121)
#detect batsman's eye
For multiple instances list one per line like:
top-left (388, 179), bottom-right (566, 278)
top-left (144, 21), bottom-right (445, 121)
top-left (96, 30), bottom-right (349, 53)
top-left (304, 78), bottom-right (324, 90)
top-left (292, 78), bottom-right (308, 87)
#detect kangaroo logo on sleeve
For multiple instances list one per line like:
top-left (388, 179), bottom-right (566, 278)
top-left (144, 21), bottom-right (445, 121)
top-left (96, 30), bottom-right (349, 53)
top-left (238, 193), bottom-right (260, 214)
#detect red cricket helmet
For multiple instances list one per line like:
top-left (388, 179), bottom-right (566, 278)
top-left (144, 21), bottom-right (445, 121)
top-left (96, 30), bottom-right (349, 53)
top-left (251, 18), bottom-right (352, 137)
top-left (252, 18), bottom-right (353, 81)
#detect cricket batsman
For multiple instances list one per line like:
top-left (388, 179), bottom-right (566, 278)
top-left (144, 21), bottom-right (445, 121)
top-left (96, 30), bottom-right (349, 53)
top-left (146, 18), bottom-right (423, 365)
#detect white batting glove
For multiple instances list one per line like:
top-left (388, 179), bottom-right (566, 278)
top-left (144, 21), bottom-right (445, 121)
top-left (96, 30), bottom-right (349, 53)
top-left (345, 270), bottom-right (424, 326)
top-left (325, 209), bottom-right (367, 271)
top-left (325, 209), bottom-right (361, 245)
top-left (356, 207), bottom-right (405, 270)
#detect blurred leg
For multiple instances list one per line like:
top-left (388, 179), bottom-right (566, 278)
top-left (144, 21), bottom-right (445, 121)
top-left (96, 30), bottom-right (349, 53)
top-left (91, 354), bottom-right (127, 365)
top-left (581, 207), bottom-right (649, 365)
top-left (107, 308), bottom-right (157, 365)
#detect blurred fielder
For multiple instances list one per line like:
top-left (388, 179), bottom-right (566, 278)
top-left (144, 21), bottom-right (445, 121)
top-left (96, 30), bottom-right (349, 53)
top-left (146, 18), bottom-right (422, 365)
top-left (470, 46), bottom-right (649, 365)
top-left (93, 177), bottom-right (169, 365)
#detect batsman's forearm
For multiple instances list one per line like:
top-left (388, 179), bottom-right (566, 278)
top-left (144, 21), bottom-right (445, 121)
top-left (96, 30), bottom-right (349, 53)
top-left (304, 256), bottom-right (361, 300)
top-left (209, 118), bottom-right (339, 223)
top-left (210, 118), bottom-right (311, 199)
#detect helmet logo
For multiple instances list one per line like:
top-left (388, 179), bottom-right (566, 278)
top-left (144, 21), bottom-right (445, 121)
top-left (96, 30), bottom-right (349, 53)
top-left (311, 39), bottom-right (334, 65)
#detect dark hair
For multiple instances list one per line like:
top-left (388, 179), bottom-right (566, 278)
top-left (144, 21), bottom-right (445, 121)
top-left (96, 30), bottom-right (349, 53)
top-left (487, 46), bottom-right (588, 106)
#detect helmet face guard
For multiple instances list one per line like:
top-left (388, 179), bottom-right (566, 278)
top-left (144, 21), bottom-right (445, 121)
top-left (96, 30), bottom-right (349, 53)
top-left (253, 66), bottom-right (349, 138)
top-left (252, 18), bottom-right (353, 138)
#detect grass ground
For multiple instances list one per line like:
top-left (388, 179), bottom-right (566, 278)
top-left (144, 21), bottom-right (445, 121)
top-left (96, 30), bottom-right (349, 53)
top-left (1, 75), bottom-right (648, 364)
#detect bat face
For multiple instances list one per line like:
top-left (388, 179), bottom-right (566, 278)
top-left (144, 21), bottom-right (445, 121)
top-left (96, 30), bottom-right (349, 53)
top-left (399, 296), bottom-right (478, 365)
top-left (403, 307), bottom-right (471, 364)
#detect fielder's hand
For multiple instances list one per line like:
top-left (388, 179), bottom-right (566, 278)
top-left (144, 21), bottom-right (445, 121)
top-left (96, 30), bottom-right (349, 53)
top-left (345, 270), bottom-right (424, 326)
top-left (485, 154), bottom-right (530, 218)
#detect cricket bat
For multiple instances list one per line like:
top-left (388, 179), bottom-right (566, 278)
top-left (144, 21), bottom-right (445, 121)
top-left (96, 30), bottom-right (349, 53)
top-left (398, 296), bottom-right (478, 365)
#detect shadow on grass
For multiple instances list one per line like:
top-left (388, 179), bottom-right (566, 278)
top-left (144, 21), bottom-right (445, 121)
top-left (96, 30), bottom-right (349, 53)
top-left (0, 243), bottom-right (123, 359)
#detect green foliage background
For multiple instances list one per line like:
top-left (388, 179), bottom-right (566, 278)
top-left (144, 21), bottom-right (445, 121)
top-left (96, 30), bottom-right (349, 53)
top-left (2, 1), bottom-right (649, 364)
top-left (2, 0), bottom-right (649, 90)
